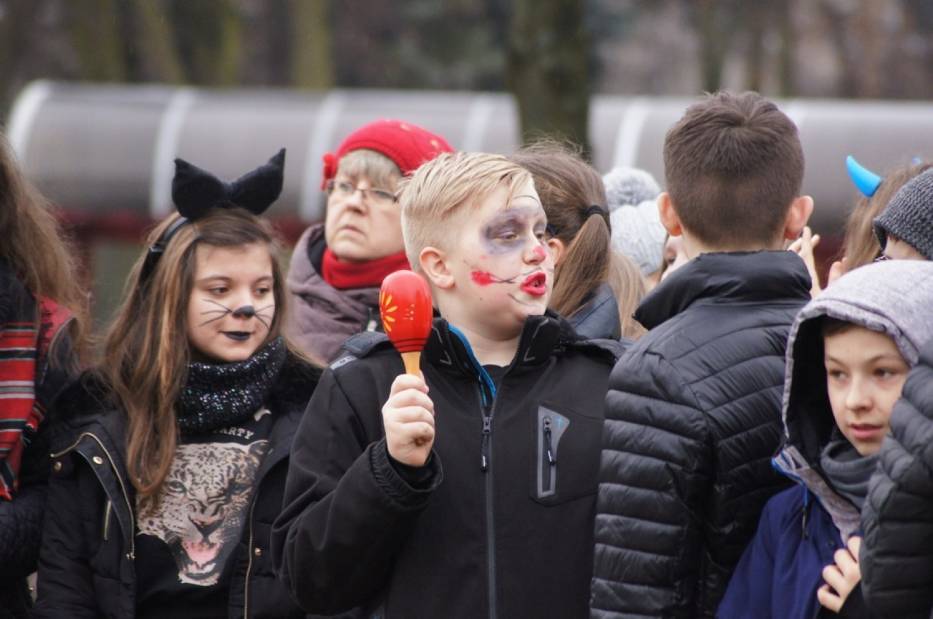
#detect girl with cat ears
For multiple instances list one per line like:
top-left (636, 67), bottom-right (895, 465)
top-left (35, 149), bottom-right (322, 618)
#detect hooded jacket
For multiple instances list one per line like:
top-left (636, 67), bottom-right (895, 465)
top-left (592, 251), bottom-right (811, 619)
top-left (862, 329), bottom-right (933, 613)
top-left (719, 260), bottom-right (933, 619)
top-left (272, 312), bottom-right (618, 619)
top-left (285, 224), bottom-right (382, 363)
top-left (33, 354), bottom-right (321, 619)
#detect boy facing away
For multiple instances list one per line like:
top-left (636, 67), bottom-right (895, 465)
top-left (591, 91), bottom-right (815, 618)
top-left (272, 153), bottom-right (617, 618)
top-left (718, 260), bottom-right (933, 618)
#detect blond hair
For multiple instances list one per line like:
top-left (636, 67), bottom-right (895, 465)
top-left (399, 152), bottom-right (532, 271)
top-left (101, 208), bottom-right (304, 511)
top-left (336, 149), bottom-right (401, 190)
top-left (608, 251), bottom-right (647, 339)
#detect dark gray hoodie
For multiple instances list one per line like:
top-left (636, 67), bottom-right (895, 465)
top-left (775, 260), bottom-right (933, 539)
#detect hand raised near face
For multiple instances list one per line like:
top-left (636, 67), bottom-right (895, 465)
top-left (382, 373), bottom-right (435, 467)
top-left (788, 225), bottom-right (822, 297)
top-left (817, 536), bottom-right (862, 614)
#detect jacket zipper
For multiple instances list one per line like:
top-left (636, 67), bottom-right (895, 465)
top-left (365, 307), bottom-right (379, 332)
top-left (102, 500), bottom-right (113, 541)
top-left (243, 495), bottom-right (259, 618)
top-left (542, 416), bottom-right (556, 495)
top-left (52, 432), bottom-right (136, 559)
top-left (478, 386), bottom-right (497, 619)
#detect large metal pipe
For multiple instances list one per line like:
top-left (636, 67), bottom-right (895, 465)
top-left (8, 81), bottom-right (933, 236)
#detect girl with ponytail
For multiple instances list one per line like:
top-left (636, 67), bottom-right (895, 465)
top-left (511, 141), bottom-right (646, 340)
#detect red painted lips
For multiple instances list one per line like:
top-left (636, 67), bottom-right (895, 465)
top-left (520, 271), bottom-right (548, 296)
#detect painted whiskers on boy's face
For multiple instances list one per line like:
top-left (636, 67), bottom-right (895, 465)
top-left (186, 243), bottom-right (276, 363)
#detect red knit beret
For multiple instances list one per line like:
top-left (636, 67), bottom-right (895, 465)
top-left (321, 119), bottom-right (454, 188)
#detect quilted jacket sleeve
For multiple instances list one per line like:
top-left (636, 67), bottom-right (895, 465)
top-left (592, 350), bottom-right (713, 618)
top-left (861, 346), bottom-right (933, 619)
top-left (271, 367), bottom-right (442, 615)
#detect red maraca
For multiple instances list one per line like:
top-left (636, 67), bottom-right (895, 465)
top-left (380, 270), bottom-right (434, 375)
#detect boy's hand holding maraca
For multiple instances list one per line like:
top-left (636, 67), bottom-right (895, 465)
top-left (379, 270), bottom-right (435, 467)
top-left (382, 374), bottom-right (434, 466)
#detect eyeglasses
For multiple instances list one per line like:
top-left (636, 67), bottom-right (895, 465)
top-left (325, 179), bottom-right (396, 205)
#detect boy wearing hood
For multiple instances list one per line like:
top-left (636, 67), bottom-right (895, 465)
top-left (718, 260), bottom-right (933, 619)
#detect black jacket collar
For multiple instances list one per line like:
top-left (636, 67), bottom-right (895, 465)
top-left (424, 310), bottom-right (585, 378)
top-left (636, 250), bottom-right (811, 330)
top-left (568, 283), bottom-right (621, 340)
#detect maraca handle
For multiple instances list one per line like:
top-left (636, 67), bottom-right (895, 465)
top-left (401, 351), bottom-right (421, 376)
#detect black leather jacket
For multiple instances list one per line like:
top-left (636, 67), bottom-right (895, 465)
top-left (33, 355), bottom-right (319, 619)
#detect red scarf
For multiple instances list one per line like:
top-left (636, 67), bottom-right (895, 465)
top-left (0, 297), bottom-right (71, 500)
top-left (321, 248), bottom-right (410, 290)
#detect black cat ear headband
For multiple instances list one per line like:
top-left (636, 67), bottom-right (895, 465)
top-left (139, 148), bottom-right (286, 282)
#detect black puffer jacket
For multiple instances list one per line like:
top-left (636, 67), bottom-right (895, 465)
top-left (273, 313), bottom-right (618, 618)
top-left (861, 339), bottom-right (933, 619)
top-left (592, 251), bottom-right (810, 619)
top-left (33, 355), bottom-right (320, 619)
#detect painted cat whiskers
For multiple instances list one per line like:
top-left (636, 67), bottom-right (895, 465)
top-left (198, 299), bottom-right (275, 330)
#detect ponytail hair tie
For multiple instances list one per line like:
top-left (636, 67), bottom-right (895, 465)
top-left (585, 205), bottom-right (608, 220)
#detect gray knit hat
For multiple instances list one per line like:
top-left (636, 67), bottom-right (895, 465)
top-left (603, 166), bottom-right (661, 209)
top-left (603, 166), bottom-right (665, 276)
top-left (873, 167), bottom-right (933, 259)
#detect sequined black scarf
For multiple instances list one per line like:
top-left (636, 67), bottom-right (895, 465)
top-left (176, 337), bottom-right (286, 435)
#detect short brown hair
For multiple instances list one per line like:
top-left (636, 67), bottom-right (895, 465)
top-left (663, 91), bottom-right (804, 247)
top-left (399, 152), bottom-right (531, 271)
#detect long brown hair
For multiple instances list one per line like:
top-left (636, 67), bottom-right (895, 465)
top-left (510, 141), bottom-right (645, 336)
top-left (101, 208), bottom-right (294, 507)
top-left (608, 251), bottom-right (647, 339)
top-left (0, 133), bottom-right (87, 346)
top-left (841, 160), bottom-right (933, 271)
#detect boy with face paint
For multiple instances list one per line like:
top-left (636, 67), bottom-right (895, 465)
top-left (273, 153), bottom-right (619, 618)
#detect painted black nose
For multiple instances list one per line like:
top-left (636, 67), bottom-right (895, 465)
top-left (232, 305), bottom-right (256, 318)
